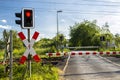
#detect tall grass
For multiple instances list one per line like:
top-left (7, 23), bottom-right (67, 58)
top-left (0, 62), bottom-right (59, 80)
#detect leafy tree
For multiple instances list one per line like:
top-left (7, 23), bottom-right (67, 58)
top-left (114, 33), bottom-right (120, 48)
top-left (34, 38), bottom-right (55, 53)
top-left (12, 30), bottom-right (24, 50)
top-left (69, 20), bottom-right (100, 47)
top-left (2, 30), bottom-right (24, 50)
top-left (0, 39), bottom-right (5, 49)
top-left (52, 34), bottom-right (68, 52)
top-left (100, 22), bottom-right (114, 49)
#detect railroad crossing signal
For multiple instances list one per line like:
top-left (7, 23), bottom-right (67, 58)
top-left (18, 31), bottom-right (40, 64)
top-left (15, 8), bottom-right (34, 29)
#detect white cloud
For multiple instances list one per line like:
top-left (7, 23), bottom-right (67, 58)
top-left (105, 0), bottom-right (118, 2)
top-left (1, 19), bottom-right (7, 23)
top-left (96, 15), bottom-right (120, 34)
top-left (61, 19), bottom-right (66, 23)
top-left (0, 25), bottom-right (11, 29)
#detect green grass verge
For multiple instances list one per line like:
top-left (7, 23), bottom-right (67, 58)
top-left (0, 62), bottom-right (59, 80)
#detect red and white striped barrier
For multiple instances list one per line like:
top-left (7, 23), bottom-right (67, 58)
top-left (46, 52), bottom-right (68, 57)
top-left (18, 31), bottom-right (41, 64)
top-left (70, 51), bottom-right (120, 56)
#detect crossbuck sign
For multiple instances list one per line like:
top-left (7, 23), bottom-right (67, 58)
top-left (18, 31), bottom-right (40, 64)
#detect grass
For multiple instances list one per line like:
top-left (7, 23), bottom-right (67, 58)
top-left (0, 62), bottom-right (60, 80)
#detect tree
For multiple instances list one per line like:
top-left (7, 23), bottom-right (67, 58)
top-left (0, 39), bottom-right (5, 49)
top-left (2, 30), bottom-right (24, 50)
top-left (114, 33), bottom-right (120, 48)
top-left (69, 20), bottom-right (100, 47)
top-left (52, 34), bottom-right (68, 52)
top-left (100, 22), bottom-right (114, 49)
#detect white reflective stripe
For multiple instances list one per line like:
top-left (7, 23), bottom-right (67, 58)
top-left (30, 38), bottom-right (35, 47)
top-left (23, 39), bottom-right (29, 47)
top-left (23, 48), bottom-right (29, 57)
top-left (30, 48), bottom-right (36, 56)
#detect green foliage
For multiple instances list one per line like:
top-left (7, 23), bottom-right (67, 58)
top-left (69, 20), bottom-right (117, 51)
top-left (0, 62), bottom-right (59, 80)
top-left (34, 36), bottom-right (68, 53)
top-left (0, 39), bottom-right (5, 49)
top-left (35, 48), bottom-right (52, 55)
top-left (69, 20), bottom-right (100, 47)
top-left (114, 33), bottom-right (120, 48)
top-left (52, 34), bottom-right (68, 52)
top-left (34, 38), bottom-right (55, 53)
top-left (13, 48), bottom-right (25, 57)
top-left (0, 63), bottom-right (59, 80)
top-left (12, 31), bottom-right (24, 50)
top-left (0, 65), bottom-right (6, 78)
top-left (0, 50), bottom-right (4, 59)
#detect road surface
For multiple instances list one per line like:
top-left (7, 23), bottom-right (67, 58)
top-left (64, 54), bottom-right (120, 80)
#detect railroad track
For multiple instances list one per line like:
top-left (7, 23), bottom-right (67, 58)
top-left (0, 56), bottom-right (67, 65)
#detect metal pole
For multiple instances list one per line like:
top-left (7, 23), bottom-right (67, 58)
top-left (56, 10), bottom-right (62, 52)
top-left (9, 30), bottom-right (13, 80)
top-left (28, 29), bottom-right (31, 77)
top-left (57, 12), bottom-right (59, 52)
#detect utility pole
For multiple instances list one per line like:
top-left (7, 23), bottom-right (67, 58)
top-left (56, 10), bottom-right (62, 52)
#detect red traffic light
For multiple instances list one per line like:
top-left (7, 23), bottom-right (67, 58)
top-left (22, 8), bottom-right (34, 29)
top-left (25, 11), bottom-right (31, 17)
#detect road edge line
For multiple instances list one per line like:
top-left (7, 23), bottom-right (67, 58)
top-left (97, 55), bottom-right (120, 67)
top-left (63, 52), bottom-right (71, 73)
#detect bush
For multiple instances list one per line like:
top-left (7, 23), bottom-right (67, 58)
top-left (13, 48), bottom-right (25, 57)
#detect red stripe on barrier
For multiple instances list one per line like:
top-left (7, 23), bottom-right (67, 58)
top-left (18, 32), bottom-right (26, 40)
top-left (56, 52), bottom-right (60, 56)
top-left (79, 52), bottom-right (82, 55)
top-left (32, 31), bottom-right (39, 40)
top-left (93, 52), bottom-right (97, 55)
top-left (112, 52), bottom-right (116, 55)
top-left (99, 52), bottom-right (103, 55)
top-left (86, 52), bottom-right (90, 55)
top-left (106, 52), bottom-right (110, 55)
top-left (71, 52), bottom-right (75, 55)
top-left (48, 53), bottom-right (53, 56)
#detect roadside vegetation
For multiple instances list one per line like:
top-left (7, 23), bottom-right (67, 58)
top-left (0, 63), bottom-right (60, 80)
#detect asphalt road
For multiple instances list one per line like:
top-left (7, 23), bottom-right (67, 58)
top-left (64, 54), bottom-right (120, 80)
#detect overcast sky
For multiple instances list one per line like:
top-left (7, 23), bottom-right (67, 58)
top-left (0, 0), bottom-right (120, 40)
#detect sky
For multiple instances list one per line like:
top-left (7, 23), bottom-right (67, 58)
top-left (0, 0), bottom-right (120, 40)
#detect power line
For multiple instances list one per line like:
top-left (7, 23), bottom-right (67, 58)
top-left (1, 0), bottom-right (120, 4)
top-left (0, 0), bottom-right (120, 7)
top-left (83, 0), bottom-right (120, 3)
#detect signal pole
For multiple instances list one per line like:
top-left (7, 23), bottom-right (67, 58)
top-left (28, 29), bottom-right (31, 77)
